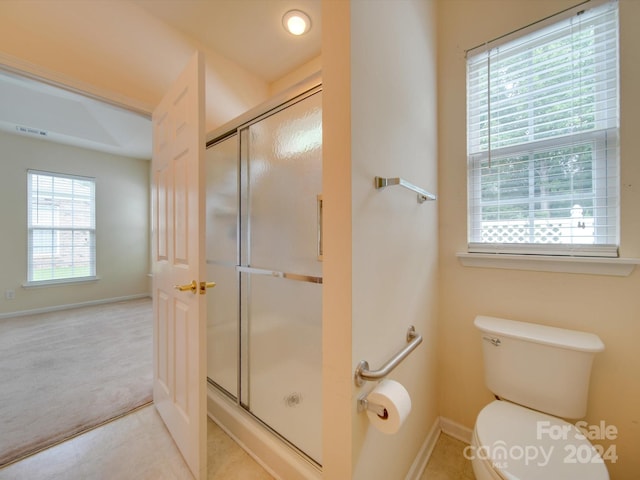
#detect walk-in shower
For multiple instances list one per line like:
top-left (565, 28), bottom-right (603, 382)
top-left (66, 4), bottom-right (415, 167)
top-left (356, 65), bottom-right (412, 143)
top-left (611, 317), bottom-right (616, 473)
top-left (205, 82), bottom-right (322, 473)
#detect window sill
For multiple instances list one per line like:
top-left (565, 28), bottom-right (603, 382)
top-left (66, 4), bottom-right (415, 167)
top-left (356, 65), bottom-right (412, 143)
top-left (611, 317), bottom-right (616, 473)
top-left (22, 276), bottom-right (100, 288)
top-left (456, 253), bottom-right (639, 277)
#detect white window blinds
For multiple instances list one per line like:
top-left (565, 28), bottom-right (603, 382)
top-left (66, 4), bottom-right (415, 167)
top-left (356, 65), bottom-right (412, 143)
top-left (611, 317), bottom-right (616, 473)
top-left (27, 170), bottom-right (96, 283)
top-left (467, 0), bottom-right (619, 256)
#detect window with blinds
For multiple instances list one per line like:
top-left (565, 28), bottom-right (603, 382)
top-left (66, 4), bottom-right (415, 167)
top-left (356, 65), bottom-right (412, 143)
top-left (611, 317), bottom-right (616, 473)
top-left (466, 0), bottom-right (619, 256)
top-left (27, 170), bottom-right (96, 283)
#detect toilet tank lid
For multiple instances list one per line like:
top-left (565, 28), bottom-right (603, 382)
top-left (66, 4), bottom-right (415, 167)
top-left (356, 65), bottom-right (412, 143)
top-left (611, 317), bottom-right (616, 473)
top-left (474, 316), bottom-right (605, 353)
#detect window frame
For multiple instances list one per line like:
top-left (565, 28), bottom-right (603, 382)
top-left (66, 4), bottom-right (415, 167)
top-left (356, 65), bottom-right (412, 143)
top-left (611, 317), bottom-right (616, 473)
top-left (466, 0), bottom-right (619, 257)
top-left (26, 169), bottom-right (97, 286)
top-left (468, 129), bottom-right (618, 256)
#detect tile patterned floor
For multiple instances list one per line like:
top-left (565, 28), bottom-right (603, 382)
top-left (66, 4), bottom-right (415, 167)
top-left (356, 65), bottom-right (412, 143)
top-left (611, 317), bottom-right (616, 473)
top-left (422, 433), bottom-right (476, 480)
top-left (0, 405), bottom-right (272, 480)
top-left (0, 406), bottom-right (472, 480)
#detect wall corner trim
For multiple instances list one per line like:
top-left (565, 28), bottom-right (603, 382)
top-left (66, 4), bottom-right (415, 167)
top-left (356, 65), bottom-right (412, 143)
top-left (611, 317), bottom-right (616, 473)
top-left (0, 52), bottom-right (153, 116)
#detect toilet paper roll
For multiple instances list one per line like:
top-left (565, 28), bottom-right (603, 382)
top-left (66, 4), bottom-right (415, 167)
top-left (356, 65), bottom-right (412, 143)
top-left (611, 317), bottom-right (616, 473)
top-left (366, 379), bottom-right (412, 434)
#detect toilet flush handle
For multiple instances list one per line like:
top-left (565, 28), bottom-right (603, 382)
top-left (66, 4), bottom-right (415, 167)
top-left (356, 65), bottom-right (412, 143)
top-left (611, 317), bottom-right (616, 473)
top-left (483, 336), bottom-right (501, 347)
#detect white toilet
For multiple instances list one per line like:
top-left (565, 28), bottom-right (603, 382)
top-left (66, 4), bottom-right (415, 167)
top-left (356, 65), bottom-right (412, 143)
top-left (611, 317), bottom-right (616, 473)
top-left (471, 315), bottom-right (609, 480)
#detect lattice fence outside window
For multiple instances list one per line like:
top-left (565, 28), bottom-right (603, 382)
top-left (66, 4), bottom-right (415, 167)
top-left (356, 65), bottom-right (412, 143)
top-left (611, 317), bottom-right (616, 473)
top-left (481, 218), bottom-right (595, 244)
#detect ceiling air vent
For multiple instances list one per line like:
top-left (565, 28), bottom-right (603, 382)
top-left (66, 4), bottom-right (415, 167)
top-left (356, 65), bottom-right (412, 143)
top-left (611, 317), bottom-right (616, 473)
top-left (16, 125), bottom-right (48, 137)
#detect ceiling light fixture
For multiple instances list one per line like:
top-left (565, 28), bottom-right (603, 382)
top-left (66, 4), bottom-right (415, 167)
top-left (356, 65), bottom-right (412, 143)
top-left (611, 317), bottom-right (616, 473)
top-left (282, 10), bottom-right (311, 36)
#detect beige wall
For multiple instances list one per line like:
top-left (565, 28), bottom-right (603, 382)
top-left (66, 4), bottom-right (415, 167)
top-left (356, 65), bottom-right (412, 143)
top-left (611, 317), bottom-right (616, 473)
top-left (269, 55), bottom-right (322, 97)
top-left (322, 0), bottom-right (353, 476)
top-left (323, 0), bottom-right (439, 478)
top-left (0, 0), bottom-right (269, 132)
top-left (0, 130), bottom-right (150, 315)
top-left (437, 1), bottom-right (640, 479)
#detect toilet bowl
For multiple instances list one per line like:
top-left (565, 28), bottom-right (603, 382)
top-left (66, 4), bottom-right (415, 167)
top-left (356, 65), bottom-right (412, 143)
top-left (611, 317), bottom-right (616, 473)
top-left (473, 316), bottom-right (609, 479)
top-left (470, 400), bottom-right (609, 480)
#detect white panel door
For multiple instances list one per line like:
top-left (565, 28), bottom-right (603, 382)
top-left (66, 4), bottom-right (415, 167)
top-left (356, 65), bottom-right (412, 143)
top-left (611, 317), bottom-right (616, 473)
top-left (152, 51), bottom-right (206, 480)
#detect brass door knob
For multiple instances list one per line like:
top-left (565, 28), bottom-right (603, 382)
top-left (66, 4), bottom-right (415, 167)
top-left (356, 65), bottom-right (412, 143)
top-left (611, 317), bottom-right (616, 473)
top-left (174, 280), bottom-right (197, 294)
top-left (199, 281), bottom-right (216, 295)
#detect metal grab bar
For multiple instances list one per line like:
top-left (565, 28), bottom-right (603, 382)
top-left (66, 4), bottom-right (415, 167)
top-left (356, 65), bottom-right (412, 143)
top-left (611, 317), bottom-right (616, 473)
top-left (374, 176), bottom-right (437, 203)
top-left (354, 326), bottom-right (423, 386)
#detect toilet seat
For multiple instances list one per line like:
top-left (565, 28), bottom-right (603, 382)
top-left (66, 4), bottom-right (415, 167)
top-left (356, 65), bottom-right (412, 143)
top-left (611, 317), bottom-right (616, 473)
top-left (472, 400), bottom-right (609, 480)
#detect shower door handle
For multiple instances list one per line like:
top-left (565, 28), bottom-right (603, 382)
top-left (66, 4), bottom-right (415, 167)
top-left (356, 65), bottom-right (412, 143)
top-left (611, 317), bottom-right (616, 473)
top-left (236, 266), bottom-right (322, 284)
top-left (317, 194), bottom-right (323, 261)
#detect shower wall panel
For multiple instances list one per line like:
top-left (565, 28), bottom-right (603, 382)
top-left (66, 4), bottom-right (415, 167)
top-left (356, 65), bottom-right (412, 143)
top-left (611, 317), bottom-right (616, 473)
top-left (241, 91), bottom-right (322, 464)
top-left (206, 134), bottom-right (239, 398)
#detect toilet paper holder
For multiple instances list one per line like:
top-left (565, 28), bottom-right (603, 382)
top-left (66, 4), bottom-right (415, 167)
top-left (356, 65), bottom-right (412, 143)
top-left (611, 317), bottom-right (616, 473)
top-left (357, 395), bottom-right (389, 419)
top-left (354, 326), bottom-right (423, 386)
top-left (358, 379), bottom-right (413, 434)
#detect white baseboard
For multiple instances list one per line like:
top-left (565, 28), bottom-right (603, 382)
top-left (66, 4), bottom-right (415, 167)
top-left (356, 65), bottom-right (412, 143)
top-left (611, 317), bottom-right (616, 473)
top-left (0, 293), bottom-right (151, 319)
top-left (405, 416), bottom-right (473, 480)
top-left (439, 416), bottom-right (473, 444)
top-left (405, 417), bottom-right (442, 480)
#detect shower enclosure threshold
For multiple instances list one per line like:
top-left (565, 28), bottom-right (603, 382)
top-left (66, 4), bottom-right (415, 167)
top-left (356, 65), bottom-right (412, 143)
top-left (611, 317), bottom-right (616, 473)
top-left (206, 383), bottom-right (322, 480)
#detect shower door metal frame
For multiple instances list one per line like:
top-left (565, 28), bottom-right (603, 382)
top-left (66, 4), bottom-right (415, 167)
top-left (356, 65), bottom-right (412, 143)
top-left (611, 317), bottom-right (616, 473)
top-left (205, 76), bottom-right (323, 467)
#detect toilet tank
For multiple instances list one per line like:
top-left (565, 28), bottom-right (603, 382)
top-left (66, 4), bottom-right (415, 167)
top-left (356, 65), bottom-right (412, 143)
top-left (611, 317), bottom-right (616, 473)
top-left (474, 316), bottom-right (604, 419)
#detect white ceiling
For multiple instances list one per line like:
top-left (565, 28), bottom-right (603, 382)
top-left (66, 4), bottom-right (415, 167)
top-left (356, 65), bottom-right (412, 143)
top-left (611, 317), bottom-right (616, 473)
top-left (1, 0), bottom-right (322, 159)
top-left (0, 70), bottom-right (152, 159)
top-left (133, 0), bottom-right (322, 83)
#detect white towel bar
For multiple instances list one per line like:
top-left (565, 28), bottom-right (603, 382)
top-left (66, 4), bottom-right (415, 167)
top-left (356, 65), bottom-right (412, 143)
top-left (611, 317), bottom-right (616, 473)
top-left (374, 176), bottom-right (436, 203)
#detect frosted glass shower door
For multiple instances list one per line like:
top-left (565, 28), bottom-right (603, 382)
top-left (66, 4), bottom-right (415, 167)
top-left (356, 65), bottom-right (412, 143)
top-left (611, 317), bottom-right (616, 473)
top-left (206, 134), bottom-right (239, 398)
top-left (240, 91), bottom-right (323, 464)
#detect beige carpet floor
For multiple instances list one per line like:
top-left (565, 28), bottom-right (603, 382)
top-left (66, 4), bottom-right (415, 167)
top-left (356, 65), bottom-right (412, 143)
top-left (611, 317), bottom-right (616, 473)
top-left (0, 297), bottom-right (153, 467)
